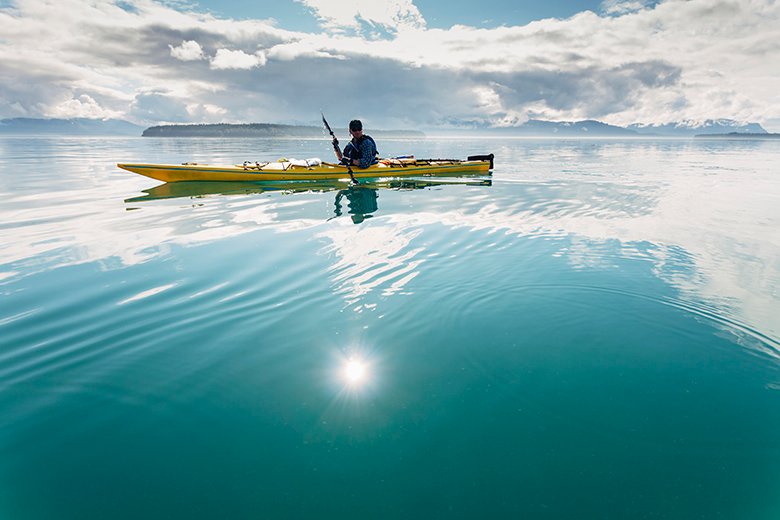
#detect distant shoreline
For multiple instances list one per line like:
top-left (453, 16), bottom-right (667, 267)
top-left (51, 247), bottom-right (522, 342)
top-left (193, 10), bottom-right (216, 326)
top-left (142, 123), bottom-right (425, 139)
top-left (1, 118), bottom-right (775, 138)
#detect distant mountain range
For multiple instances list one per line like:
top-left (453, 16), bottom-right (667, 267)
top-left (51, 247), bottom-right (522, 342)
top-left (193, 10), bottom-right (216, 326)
top-left (460, 118), bottom-right (768, 137)
top-left (473, 119), bottom-right (636, 136)
top-left (628, 119), bottom-right (767, 136)
top-left (0, 117), bottom-right (143, 135)
top-left (0, 117), bottom-right (770, 137)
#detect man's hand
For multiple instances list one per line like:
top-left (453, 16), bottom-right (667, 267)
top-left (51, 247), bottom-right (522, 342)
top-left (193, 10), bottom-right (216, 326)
top-left (332, 136), bottom-right (339, 149)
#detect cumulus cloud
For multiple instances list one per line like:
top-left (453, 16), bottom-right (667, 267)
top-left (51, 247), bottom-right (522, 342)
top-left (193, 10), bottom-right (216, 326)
top-left (0, 0), bottom-right (778, 129)
top-left (169, 40), bottom-right (204, 61)
top-left (601, 0), bottom-right (656, 16)
top-left (49, 94), bottom-right (122, 119)
top-left (266, 40), bottom-right (344, 61)
top-left (210, 48), bottom-right (267, 69)
top-left (295, 0), bottom-right (426, 33)
top-left (186, 103), bottom-right (228, 121)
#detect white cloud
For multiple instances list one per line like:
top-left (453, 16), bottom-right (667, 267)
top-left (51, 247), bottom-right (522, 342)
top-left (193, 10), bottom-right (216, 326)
top-left (296, 0), bottom-right (426, 32)
top-left (600, 0), bottom-right (654, 16)
top-left (49, 94), bottom-right (121, 119)
top-left (169, 40), bottom-right (204, 61)
top-left (266, 40), bottom-right (344, 61)
top-left (186, 102), bottom-right (228, 121)
top-left (210, 48), bottom-right (267, 70)
top-left (0, 0), bottom-right (778, 128)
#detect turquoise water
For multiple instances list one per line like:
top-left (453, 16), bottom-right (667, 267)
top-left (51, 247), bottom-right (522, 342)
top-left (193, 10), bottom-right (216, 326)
top-left (1, 136), bottom-right (779, 518)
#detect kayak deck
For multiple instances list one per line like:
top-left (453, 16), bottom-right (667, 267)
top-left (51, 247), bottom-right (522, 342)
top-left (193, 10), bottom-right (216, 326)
top-left (117, 155), bottom-right (493, 182)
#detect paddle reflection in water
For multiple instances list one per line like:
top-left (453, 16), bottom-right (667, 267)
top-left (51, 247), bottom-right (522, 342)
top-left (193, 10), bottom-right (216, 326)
top-left (124, 176), bottom-right (492, 223)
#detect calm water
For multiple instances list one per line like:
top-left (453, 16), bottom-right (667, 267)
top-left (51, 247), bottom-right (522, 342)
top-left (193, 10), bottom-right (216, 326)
top-left (1, 136), bottom-right (779, 519)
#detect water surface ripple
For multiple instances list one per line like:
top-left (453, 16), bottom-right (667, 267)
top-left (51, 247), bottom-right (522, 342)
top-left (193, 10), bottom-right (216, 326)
top-left (1, 137), bottom-right (780, 519)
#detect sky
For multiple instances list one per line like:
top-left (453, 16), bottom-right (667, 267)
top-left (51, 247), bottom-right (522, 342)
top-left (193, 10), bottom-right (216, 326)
top-left (0, 0), bottom-right (778, 130)
top-left (192, 0), bottom-right (615, 32)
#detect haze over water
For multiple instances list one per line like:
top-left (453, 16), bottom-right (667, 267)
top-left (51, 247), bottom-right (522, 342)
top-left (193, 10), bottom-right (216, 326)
top-left (1, 136), bottom-right (779, 519)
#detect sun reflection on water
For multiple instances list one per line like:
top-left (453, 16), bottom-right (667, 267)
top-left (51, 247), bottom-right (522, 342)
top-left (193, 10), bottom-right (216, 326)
top-left (342, 357), bottom-right (369, 387)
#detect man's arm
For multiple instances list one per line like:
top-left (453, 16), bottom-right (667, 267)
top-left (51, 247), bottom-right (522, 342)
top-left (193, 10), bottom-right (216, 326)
top-left (332, 137), bottom-right (343, 161)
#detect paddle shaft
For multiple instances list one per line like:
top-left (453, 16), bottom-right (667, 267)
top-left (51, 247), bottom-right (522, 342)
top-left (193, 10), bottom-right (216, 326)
top-left (321, 113), bottom-right (358, 185)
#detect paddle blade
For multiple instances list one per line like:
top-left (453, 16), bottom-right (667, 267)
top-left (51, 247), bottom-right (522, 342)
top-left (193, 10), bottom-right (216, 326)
top-left (321, 112), bottom-right (334, 135)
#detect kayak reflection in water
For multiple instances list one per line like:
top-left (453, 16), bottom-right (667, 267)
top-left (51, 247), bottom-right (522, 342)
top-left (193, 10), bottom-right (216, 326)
top-left (333, 186), bottom-right (378, 224)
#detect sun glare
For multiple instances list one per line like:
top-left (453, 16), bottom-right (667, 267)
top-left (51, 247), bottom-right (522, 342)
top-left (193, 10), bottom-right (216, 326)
top-left (343, 357), bottom-right (368, 386)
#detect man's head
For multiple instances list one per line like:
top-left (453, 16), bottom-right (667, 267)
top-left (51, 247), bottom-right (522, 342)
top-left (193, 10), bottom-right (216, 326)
top-left (349, 119), bottom-right (363, 138)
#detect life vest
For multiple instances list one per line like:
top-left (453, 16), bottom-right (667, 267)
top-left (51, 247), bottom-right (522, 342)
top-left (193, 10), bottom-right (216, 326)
top-left (343, 134), bottom-right (378, 163)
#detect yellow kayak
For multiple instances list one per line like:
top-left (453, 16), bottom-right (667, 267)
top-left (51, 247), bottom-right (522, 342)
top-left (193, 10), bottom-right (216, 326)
top-left (117, 154), bottom-right (493, 182)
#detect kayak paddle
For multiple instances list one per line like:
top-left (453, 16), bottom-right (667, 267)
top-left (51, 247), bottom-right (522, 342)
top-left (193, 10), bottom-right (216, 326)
top-left (322, 112), bottom-right (358, 185)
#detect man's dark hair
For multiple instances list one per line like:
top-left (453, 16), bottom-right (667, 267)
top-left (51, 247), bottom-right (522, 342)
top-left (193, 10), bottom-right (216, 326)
top-left (349, 119), bottom-right (362, 132)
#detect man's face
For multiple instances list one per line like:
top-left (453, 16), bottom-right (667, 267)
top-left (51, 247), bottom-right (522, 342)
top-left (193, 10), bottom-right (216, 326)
top-left (350, 128), bottom-right (363, 138)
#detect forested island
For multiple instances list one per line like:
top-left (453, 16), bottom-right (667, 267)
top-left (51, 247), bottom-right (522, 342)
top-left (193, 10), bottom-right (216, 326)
top-left (142, 123), bottom-right (425, 138)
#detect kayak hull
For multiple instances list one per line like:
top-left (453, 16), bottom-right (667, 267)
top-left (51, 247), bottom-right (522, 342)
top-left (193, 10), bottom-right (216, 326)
top-left (117, 159), bottom-right (492, 183)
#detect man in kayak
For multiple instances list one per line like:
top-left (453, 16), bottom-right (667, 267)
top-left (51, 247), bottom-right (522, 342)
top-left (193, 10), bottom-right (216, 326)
top-left (332, 119), bottom-right (378, 169)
